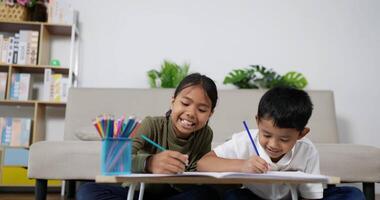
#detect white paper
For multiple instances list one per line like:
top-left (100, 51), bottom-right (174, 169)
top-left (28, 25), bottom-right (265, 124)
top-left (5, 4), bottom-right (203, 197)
top-left (119, 171), bottom-right (330, 182)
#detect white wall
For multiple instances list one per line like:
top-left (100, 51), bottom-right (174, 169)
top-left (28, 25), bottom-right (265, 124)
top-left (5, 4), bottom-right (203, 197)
top-left (64, 0), bottom-right (380, 148)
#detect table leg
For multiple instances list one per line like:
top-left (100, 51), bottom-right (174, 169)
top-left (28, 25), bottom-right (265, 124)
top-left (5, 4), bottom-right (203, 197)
top-left (138, 183), bottom-right (145, 200)
top-left (127, 183), bottom-right (136, 200)
top-left (287, 184), bottom-right (298, 200)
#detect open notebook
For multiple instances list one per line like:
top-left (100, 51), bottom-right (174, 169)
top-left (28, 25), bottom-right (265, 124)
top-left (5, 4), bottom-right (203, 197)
top-left (119, 171), bottom-right (330, 182)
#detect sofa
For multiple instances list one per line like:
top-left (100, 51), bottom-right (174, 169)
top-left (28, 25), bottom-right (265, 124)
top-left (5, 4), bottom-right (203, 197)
top-left (28, 88), bottom-right (380, 200)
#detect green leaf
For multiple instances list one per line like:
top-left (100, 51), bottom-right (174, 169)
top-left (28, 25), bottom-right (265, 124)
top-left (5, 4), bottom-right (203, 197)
top-left (146, 60), bottom-right (190, 88)
top-left (223, 65), bottom-right (308, 89)
top-left (250, 65), bottom-right (281, 89)
top-left (147, 69), bottom-right (160, 88)
top-left (223, 68), bottom-right (258, 89)
top-left (223, 69), bottom-right (247, 84)
top-left (281, 71), bottom-right (308, 89)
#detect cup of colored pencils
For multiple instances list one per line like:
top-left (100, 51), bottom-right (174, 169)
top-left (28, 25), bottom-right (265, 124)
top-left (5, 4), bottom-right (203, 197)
top-left (94, 114), bottom-right (141, 175)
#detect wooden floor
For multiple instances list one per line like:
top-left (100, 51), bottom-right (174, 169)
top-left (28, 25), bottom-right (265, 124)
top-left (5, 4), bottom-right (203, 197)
top-left (0, 192), bottom-right (379, 200)
top-left (0, 192), bottom-right (69, 200)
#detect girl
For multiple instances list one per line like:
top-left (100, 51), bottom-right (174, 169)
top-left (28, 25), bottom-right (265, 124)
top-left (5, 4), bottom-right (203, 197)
top-left (77, 73), bottom-right (219, 200)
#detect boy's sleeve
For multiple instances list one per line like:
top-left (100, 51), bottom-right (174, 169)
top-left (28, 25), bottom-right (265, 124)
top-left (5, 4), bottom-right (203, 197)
top-left (131, 117), bottom-right (154, 173)
top-left (214, 131), bottom-right (257, 160)
top-left (213, 133), bottom-right (241, 159)
top-left (298, 151), bottom-right (324, 199)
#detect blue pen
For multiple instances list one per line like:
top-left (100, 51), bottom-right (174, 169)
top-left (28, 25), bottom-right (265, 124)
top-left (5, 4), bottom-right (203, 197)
top-left (141, 135), bottom-right (167, 151)
top-left (243, 121), bottom-right (260, 156)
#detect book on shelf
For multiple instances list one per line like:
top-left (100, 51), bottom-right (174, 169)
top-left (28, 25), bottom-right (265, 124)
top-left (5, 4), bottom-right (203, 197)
top-left (13, 33), bottom-right (20, 64)
top-left (0, 117), bottom-right (32, 147)
top-left (1, 37), bottom-right (10, 64)
top-left (43, 68), bottom-right (52, 101)
top-left (17, 31), bottom-right (28, 65)
top-left (52, 73), bottom-right (62, 102)
top-left (27, 31), bottom-right (39, 65)
top-left (0, 34), bottom-right (4, 63)
top-left (6, 36), bottom-right (14, 64)
top-left (10, 73), bottom-right (32, 101)
top-left (48, 0), bottom-right (78, 25)
top-left (0, 72), bottom-right (7, 100)
top-left (43, 69), bottom-right (68, 102)
top-left (0, 118), bottom-right (12, 146)
top-left (2, 147), bottom-right (29, 167)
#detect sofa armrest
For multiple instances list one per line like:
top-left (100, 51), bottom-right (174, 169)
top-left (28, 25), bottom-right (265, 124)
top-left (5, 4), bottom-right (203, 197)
top-left (316, 143), bottom-right (380, 183)
top-left (28, 141), bottom-right (101, 180)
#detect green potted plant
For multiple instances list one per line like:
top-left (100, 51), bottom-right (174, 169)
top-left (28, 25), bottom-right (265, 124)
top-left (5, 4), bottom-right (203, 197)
top-left (223, 65), bottom-right (308, 89)
top-left (147, 60), bottom-right (190, 88)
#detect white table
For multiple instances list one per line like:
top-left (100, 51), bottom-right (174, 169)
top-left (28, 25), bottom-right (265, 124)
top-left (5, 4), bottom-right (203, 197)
top-left (96, 171), bottom-right (340, 200)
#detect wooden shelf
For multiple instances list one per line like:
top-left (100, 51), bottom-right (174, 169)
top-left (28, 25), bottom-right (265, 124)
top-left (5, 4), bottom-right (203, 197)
top-left (0, 20), bottom-right (40, 32)
top-left (10, 65), bottom-right (70, 74)
top-left (37, 101), bottom-right (66, 107)
top-left (43, 24), bottom-right (73, 36)
top-left (0, 20), bottom-right (74, 36)
top-left (0, 100), bottom-right (35, 106)
top-left (0, 100), bottom-right (66, 106)
top-left (0, 145), bottom-right (29, 151)
top-left (0, 17), bottom-right (78, 188)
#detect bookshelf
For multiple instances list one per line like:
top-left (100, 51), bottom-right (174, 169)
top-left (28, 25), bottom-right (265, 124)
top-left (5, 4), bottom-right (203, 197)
top-left (0, 20), bottom-right (79, 187)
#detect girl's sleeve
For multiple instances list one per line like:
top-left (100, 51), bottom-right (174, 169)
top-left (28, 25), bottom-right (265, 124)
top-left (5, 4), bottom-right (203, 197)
top-left (131, 117), bottom-right (154, 173)
top-left (198, 127), bottom-right (213, 157)
top-left (187, 128), bottom-right (213, 171)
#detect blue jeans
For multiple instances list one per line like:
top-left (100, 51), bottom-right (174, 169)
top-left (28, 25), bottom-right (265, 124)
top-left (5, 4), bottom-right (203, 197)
top-left (323, 186), bottom-right (365, 200)
top-left (224, 186), bottom-right (365, 200)
top-left (77, 182), bottom-right (220, 200)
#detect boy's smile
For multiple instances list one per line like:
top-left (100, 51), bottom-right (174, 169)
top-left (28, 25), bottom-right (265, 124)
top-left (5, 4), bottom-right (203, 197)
top-left (257, 117), bottom-right (309, 162)
top-left (170, 85), bottom-right (213, 139)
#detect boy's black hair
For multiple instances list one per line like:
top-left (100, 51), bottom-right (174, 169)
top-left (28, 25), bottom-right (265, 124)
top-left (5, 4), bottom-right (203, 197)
top-left (257, 86), bottom-right (313, 131)
top-left (166, 73), bottom-right (218, 117)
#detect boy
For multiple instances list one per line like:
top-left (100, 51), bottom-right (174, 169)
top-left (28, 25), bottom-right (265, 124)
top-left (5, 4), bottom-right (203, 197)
top-left (197, 87), bottom-right (364, 200)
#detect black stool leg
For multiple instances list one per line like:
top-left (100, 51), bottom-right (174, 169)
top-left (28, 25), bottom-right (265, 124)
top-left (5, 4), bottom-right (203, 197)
top-left (363, 182), bottom-right (374, 200)
top-left (35, 179), bottom-right (47, 200)
top-left (66, 180), bottom-right (76, 198)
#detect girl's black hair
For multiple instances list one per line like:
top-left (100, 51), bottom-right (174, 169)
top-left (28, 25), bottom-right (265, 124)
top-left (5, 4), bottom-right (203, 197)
top-left (165, 73), bottom-right (218, 118)
top-left (257, 86), bottom-right (313, 131)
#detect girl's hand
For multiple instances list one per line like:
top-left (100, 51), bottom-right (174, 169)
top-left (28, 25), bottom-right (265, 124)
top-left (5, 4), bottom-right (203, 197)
top-left (146, 150), bottom-right (189, 174)
top-left (241, 155), bottom-right (269, 173)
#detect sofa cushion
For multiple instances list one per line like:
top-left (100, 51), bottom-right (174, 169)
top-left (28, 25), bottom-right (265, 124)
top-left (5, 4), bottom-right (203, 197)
top-left (75, 126), bottom-right (101, 141)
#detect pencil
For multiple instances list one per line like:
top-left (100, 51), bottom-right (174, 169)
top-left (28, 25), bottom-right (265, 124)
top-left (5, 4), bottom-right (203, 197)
top-left (141, 135), bottom-right (166, 151)
top-left (128, 121), bottom-right (141, 138)
top-left (92, 120), bottom-right (103, 138)
top-left (243, 121), bottom-right (260, 156)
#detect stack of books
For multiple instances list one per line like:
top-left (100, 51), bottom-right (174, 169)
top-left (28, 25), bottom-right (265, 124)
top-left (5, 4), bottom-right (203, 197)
top-left (43, 69), bottom-right (68, 102)
top-left (0, 117), bottom-right (32, 148)
top-left (0, 30), bottom-right (39, 65)
top-left (9, 73), bottom-right (32, 101)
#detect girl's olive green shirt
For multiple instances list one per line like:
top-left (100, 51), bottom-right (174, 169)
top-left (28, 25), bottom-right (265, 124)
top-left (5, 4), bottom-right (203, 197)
top-left (132, 116), bottom-right (213, 173)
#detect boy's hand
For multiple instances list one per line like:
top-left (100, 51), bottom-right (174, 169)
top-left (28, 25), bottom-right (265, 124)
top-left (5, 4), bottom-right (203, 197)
top-left (146, 150), bottom-right (189, 174)
top-left (241, 155), bottom-right (269, 173)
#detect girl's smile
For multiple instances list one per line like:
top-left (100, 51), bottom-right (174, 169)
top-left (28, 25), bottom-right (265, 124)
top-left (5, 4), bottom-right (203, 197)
top-left (179, 118), bottom-right (196, 129)
top-left (170, 85), bottom-right (213, 139)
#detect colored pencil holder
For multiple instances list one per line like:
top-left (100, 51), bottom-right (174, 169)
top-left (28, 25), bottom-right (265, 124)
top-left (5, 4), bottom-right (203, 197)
top-left (101, 138), bottom-right (132, 175)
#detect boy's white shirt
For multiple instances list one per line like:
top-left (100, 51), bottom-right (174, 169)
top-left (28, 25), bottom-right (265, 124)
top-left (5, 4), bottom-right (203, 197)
top-left (213, 129), bottom-right (323, 200)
